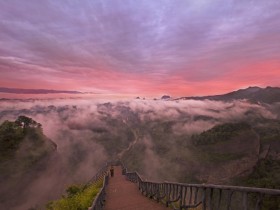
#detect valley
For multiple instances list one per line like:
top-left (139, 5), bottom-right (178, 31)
top-left (0, 87), bottom-right (280, 209)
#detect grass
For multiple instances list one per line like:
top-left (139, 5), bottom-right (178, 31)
top-left (46, 180), bottom-right (103, 210)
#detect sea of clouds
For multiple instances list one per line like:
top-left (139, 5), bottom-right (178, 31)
top-left (0, 98), bottom-right (278, 209)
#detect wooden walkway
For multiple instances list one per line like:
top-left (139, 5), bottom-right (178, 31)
top-left (103, 166), bottom-right (169, 210)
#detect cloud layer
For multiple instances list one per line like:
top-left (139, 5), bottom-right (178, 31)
top-left (0, 97), bottom-right (279, 208)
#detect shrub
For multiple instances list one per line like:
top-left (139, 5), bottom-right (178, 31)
top-left (46, 181), bottom-right (102, 210)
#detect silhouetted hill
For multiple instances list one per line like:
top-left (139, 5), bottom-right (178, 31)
top-left (177, 86), bottom-right (280, 104)
top-left (0, 87), bottom-right (82, 94)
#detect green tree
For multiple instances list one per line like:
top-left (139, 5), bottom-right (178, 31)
top-left (0, 120), bottom-right (24, 160)
top-left (15, 115), bottom-right (39, 128)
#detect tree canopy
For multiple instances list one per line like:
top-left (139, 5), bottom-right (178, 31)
top-left (15, 115), bottom-right (41, 128)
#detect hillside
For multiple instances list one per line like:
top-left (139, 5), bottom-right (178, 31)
top-left (0, 115), bottom-right (56, 165)
top-left (177, 86), bottom-right (280, 104)
top-left (190, 121), bottom-right (279, 188)
top-left (122, 120), bottom-right (280, 187)
top-left (0, 116), bottom-right (57, 209)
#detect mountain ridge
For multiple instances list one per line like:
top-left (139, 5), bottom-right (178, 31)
top-left (176, 86), bottom-right (280, 104)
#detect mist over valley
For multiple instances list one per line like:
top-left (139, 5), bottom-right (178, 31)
top-left (1, 87), bottom-right (280, 209)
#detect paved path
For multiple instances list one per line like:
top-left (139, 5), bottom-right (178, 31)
top-left (103, 166), bottom-right (169, 210)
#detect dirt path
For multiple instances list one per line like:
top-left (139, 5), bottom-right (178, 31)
top-left (117, 129), bottom-right (138, 158)
top-left (103, 166), bottom-right (169, 210)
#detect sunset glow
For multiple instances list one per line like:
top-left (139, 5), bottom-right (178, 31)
top-left (0, 1), bottom-right (280, 98)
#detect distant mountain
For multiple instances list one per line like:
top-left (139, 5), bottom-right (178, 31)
top-left (177, 86), bottom-right (280, 104)
top-left (161, 95), bottom-right (171, 100)
top-left (0, 87), bottom-right (83, 94)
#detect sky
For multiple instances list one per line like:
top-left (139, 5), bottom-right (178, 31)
top-left (0, 0), bottom-right (280, 97)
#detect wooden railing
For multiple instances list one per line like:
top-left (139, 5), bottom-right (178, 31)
top-left (88, 174), bottom-right (109, 210)
top-left (122, 164), bottom-right (280, 210)
top-left (88, 161), bottom-right (120, 210)
top-left (86, 164), bottom-right (109, 186)
top-left (88, 161), bottom-right (280, 209)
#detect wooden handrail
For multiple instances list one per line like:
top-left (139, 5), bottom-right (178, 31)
top-left (122, 162), bottom-right (280, 210)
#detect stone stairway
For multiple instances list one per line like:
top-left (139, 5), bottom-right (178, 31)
top-left (103, 166), bottom-right (169, 210)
